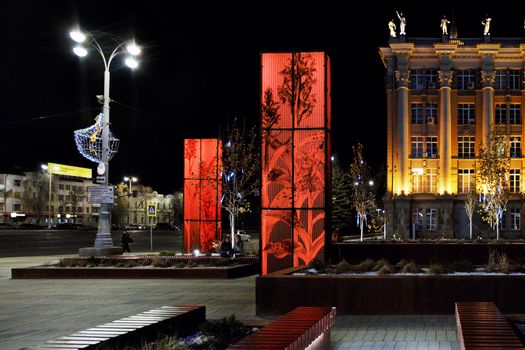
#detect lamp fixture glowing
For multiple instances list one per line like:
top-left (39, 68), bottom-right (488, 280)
top-left (125, 57), bottom-right (138, 69)
top-left (69, 30), bottom-right (86, 43)
top-left (73, 46), bottom-right (88, 57)
top-left (126, 42), bottom-right (141, 56)
top-left (193, 249), bottom-right (200, 256)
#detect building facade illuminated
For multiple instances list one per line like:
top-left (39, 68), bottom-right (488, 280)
top-left (380, 38), bottom-right (525, 238)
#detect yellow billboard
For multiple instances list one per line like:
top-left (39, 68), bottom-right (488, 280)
top-left (47, 162), bottom-right (92, 179)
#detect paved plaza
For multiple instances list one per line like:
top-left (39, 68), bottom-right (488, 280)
top-left (0, 255), bottom-right (460, 350)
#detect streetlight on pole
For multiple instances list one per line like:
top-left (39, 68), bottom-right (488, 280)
top-left (123, 176), bottom-right (138, 225)
top-left (70, 28), bottom-right (141, 256)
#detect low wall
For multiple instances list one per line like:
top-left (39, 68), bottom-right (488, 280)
top-left (329, 242), bottom-right (525, 265)
top-left (256, 267), bottom-right (525, 315)
top-left (12, 263), bottom-right (258, 279)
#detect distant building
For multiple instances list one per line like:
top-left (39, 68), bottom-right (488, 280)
top-left (380, 37), bottom-right (525, 238)
top-left (0, 171), bottom-right (100, 226)
top-left (120, 190), bottom-right (174, 227)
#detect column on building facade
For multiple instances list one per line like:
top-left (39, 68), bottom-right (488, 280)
top-left (395, 70), bottom-right (410, 194)
top-left (481, 70), bottom-right (496, 146)
top-left (438, 71), bottom-right (453, 194)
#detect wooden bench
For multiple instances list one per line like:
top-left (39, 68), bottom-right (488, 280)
top-left (455, 302), bottom-right (525, 350)
top-left (29, 304), bottom-right (205, 350)
top-left (228, 306), bottom-right (336, 350)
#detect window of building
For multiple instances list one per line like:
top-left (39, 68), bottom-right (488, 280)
top-left (411, 137), bottom-right (424, 158)
top-left (499, 212), bottom-right (508, 230)
top-left (51, 194), bottom-right (54, 201)
top-left (14, 192), bottom-right (21, 199)
top-left (426, 103), bottom-right (437, 124)
top-left (14, 179), bottom-right (21, 187)
top-left (426, 70), bottom-right (437, 87)
top-left (509, 104), bottom-right (521, 124)
top-left (495, 104), bottom-right (507, 124)
top-left (458, 169), bottom-right (475, 193)
top-left (14, 204), bottom-right (21, 211)
top-left (510, 208), bottom-right (521, 230)
top-left (65, 206), bottom-right (71, 212)
top-left (426, 209), bottom-right (437, 231)
top-left (509, 70), bottom-right (521, 90)
top-left (32, 192), bottom-right (36, 199)
top-left (58, 195), bottom-right (64, 201)
top-left (510, 169), bottom-right (520, 193)
top-left (50, 205), bottom-right (54, 212)
top-left (510, 136), bottom-right (521, 158)
top-left (92, 207), bottom-right (99, 213)
top-left (86, 207), bottom-right (90, 214)
top-left (411, 103), bottom-right (424, 124)
top-left (411, 169), bottom-right (424, 193)
top-left (412, 208), bottom-right (423, 232)
top-left (0, 203), bottom-right (3, 211)
top-left (425, 168), bottom-right (438, 193)
top-left (65, 185), bottom-right (71, 190)
top-left (457, 70), bottom-right (476, 90)
top-left (425, 137), bottom-right (438, 158)
top-left (495, 70), bottom-right (508, 90)
top-left (77, 207), bottom-right (82, 213)
top-left (411, 70), bottom-right (425, 90)
top-left (59, 184), bottom-right (64, 190)
top-left (65, 195), bottom-right (71, 202)
top-left (58, 206), bottom-right (63, 212)
top-left (458, 136), bottom-right (475, 158)
top-left (458, 103), bottom-right (475, 124)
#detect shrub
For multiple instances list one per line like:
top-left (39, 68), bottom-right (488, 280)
top-left (377, 262), bottom-right (394, 275)
top-left (373, 259), bottom-right (390, 271)
top-left (354, 259), bottom-right (376, 273)
top-left (158, 250), bottom-right (177, 256)
top-left (152, 258), bottom-right (173, 268)
top-left (448, 260), bottom-right (474, 273)
top-left (497, 253), bottom-right (510, 274)
top-left (486, 250), bottom-right (497, 272)
top-left (333, 259), bottom-right (353, 274)
top-left (401, 261), bottom-right (420, 273)
top-left (395, 259), bottom-right (410, 272)
top-left (308, 259), bottom-right (327, 272)
top-left (428, 264), bottom-right (445, 275)
top-left (200, 315), bottom-right (249, 348)
top-left (141, 259), bottom-right (152, 266)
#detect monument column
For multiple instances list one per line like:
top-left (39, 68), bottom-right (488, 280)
top-left (395, 70), bottom-right (410, 194)
top-left (438, 70), bottom-right (453, 194)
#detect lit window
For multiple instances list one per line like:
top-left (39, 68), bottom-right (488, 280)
top-left (425, 137), bottom-right (438, 158)
top-left (495, 104), bottom-right (507, 124)
top-left (412, 208), bottom-right (423, 232)
top-left (425, 169), bottom-right (437, 193)
top-left (509, 70), bottom-right (521, 90)
top-left (458, 104), bottom-right (475, 125)
top-left (426, 209), bottom-right (437, 230)
top-left (411, 137), bottom-right (424, 158)
top-left (495, 70), bottom-right (508, 90)
top-left (510, 136), bottom-right (521, 158)
top-left (510, 169), bottom-right (520, 193)
top-left (426, 103), bottom-right (438, 124)
top-left (458, 136), bottom-right (475, 158)
top-left (458, 169), bottom-right (475, 193)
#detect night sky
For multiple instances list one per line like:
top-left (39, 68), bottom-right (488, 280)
top-left (1, 1), bottom-right (523, 194)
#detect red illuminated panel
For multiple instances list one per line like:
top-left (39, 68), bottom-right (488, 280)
top-left (183, 139), bottom-right (222, 253)
top-left (261, 52), bottom-right (331, 274)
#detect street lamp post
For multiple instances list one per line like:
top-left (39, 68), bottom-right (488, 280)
top-left (70, 28), bottom-right (140, 256)
top-left (123, 176), bottom-right (138, 225)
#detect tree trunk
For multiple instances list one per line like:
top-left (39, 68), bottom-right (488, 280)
top-left (360, 215), bottom-right (364, 242)
top-left (496, 215), bottom-right (500, 240)
top-left (229, 212), bottom-right (235, 248)
top-left (469, 219), bottom-right (473, 240)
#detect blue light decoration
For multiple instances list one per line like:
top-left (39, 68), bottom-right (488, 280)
top-left (73, 113), bottom-right (120, 163)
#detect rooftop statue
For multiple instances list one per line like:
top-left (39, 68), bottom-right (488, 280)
top-left (388, 19), bottom-right (397, 37)
top-left (482, 15), bottom-right (491, 36)
top-left (396, 11), bottom-right (406, 35)
top-left (440, 15), bottom-right (450, 35)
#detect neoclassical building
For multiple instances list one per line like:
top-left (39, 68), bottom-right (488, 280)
top-left (380, 37), bottom-right (525, 238)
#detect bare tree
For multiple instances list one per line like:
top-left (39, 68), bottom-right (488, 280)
top-left (21, 172), bottom-right (49, 224)
top-left (112, 182), bottom-right (130, 228)
top-left (221, 119), bottom-right (260, 245)
top-left (464, 191), bottom-right (476, 239)
top-left (348, 144), bottom-right (377, 241)
top-left (68, 186), bottom-right (84, 224)
top-left (476, 129), bottom-right (510, 239)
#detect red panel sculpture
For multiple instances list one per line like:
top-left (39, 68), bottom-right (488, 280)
top-left (261, 52), bottom-right (331, 274)
top-left (184, 138), bottom-right (222, 253)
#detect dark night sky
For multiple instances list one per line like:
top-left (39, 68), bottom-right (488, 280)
top-left (1, 1), bottom-right (523, 194)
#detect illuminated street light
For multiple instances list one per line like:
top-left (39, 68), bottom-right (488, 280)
top-left (70, 27), bottom-right (141, 256)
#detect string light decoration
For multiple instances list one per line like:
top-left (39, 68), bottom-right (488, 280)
top-left (74, 113), bottom-right (120, 163)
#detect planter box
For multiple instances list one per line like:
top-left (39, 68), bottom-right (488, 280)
top-left (12, 263), bottom-right (258, 279)
top-left (329, 242), bottom-right (525, 265)
top-left (256, 267), bottom-right (525, 315)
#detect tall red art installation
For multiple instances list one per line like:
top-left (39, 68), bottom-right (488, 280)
top-left (183, 139), bottom-right (222, 253)
top-left (261, 52), bottom-right (331, 274)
